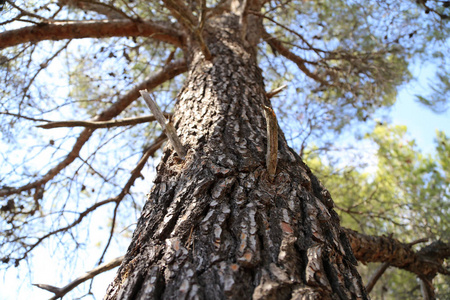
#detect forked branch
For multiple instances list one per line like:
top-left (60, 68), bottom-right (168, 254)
top-left (31, 135), bottom-right (168, 298)
top-left (162, 0), bottom-right (212, 60)
top-left (10, 134), bottom-right (167, 264)
top-left (261, 29), bottom-right (328, 86)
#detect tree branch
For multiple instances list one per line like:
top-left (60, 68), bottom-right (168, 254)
top-left (250, 11), bottom-right (321, 56)
top-left (30, 135), bottom-right (167, 295)
top-left (161, 0), bottom-right (211, 60)
top-left (18, 198), bottom-right (119, 263)
top-left (344, 228), bottom-right (450, 278)
top-left (0, 19), bottom-right (184, 49)
top-left (0, 59), bottom-right (187, 198)
top-left (364, 237), bottom-right (432, 293)
top-left (11, 134), bottom-right (167, 264)
top-left (33, 255), bottom-right (124, 300)
top-left (36, 114), bottom-right (172, 129)
top-left (261, 29), bottom-right (328, 86)
top-left (266, 84), bottom-right (287, 99)
top-left (365, 262), bottom-right (389, 293)
top-left (58, 0), bottom-right (130, 20)
top-left (0, 111), bottom-right (52, 123)
top-left (162, 0), bottom-right (198, 29)
top-left (140, 91), bottom-right (186, 159)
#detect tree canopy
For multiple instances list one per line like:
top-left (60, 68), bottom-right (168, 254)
top-left (0, 0), bottom-right (449, 299)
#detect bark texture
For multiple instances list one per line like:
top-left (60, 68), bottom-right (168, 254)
top-left (346, 228), bottom-right (450, 298)
top-left (105, 13), bottom-right (368, 300)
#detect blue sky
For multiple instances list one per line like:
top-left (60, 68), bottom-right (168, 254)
top-left (391, 64), bottom-right (450, 154)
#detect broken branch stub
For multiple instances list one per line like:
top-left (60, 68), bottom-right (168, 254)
top-left (140, 90), bottom-right (186, 159)
top-left (262, 105), bottom-right (278, 181)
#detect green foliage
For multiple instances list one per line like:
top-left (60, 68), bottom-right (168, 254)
top-left (417, 71), bottom-right (450, 113)
top-left (307, 124), bottom-right (449, 239)
top-left (305, 124), bottom-right (449, 299)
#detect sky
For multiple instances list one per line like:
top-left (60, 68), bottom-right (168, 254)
top-left (391, 63), bottom-right (450, 154)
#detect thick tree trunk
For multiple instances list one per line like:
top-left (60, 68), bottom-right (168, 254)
top-left (105, 13), bottom-right (368, 300)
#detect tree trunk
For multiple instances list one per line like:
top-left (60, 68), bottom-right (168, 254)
top-left (105, 13), bottom-right (368, 300)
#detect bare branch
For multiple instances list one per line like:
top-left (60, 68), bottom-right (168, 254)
top-left (12, 134), bottom-right (167, 264)
top-left (0, 111), bottom-right (52, 123)
top-left (123, 134), bottom-right (167, 199)
top-left (58, 0), bottom-right (130, 19)
top-left (0, 19), bottom-right (184, 49)
top-left (418, 1), bottom-right (450, 20)
top-left (33, 255), bottom-right (124, 300)
top-left (97, 59), bottom-right (187, 120)
top-left (344, 228), bottom-right (450, 278)
top-left (250, 11), bottom-right (322, 56)
top-left (409, 238), bottom-right (430, 246)
top-left (36, 114), bottom-right (172, 129)
top-left (162, 0), bottom-right (211, 60)
top-left (6, 0), bottom-right (50, 22)
top-left (140, 91), bottom-right (186, 159)
top-left (261, 29), bottom-right (328, 86)
top-left (266, 84), bottom-right (287, 99)
top-left (0, 59), bottom-right (187, 198)
top-left (21, 40), bottom-right (71, 102)
top-left (98, 202), bottom-right (120, 265)
top-left (419, 276), bottom-right (434, 300)
top-left (365, 262), bottom-right (389, 293)
top-left (162, 0), bottom-right (197, 30)
top-left (18, 198), bottom-right (119, 262)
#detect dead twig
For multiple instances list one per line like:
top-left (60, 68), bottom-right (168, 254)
top-left (140, 90), bottom-right (186, 159)
top-left (266, 84), bottom-right (287, 99)
top-left (37, 114), bottom-right (171, 129)
top-left (33, 256), bottom-right (124, 300)
top-left (365, 262), bottom-right (389, 293)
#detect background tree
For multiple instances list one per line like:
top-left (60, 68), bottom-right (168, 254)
top-left (0, 0), bottom-right (449, 299)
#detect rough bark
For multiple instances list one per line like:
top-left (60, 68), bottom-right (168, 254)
top-left (105, 13), bottom-right (368, 300)
top-left (346, 228), bottom-right (450, 298)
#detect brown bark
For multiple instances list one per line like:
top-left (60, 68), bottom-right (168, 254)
top-left (105, 13), bottom-right (368, 300)
top-left (0, 19), bottom-right (183, 50)
top-left (346, 228), bottom-right (450, 278)
top-left (346, 229), bottom-right (450, 276)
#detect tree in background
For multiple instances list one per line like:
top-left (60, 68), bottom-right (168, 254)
top-left (0, 0), bottom-right (449, 299)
